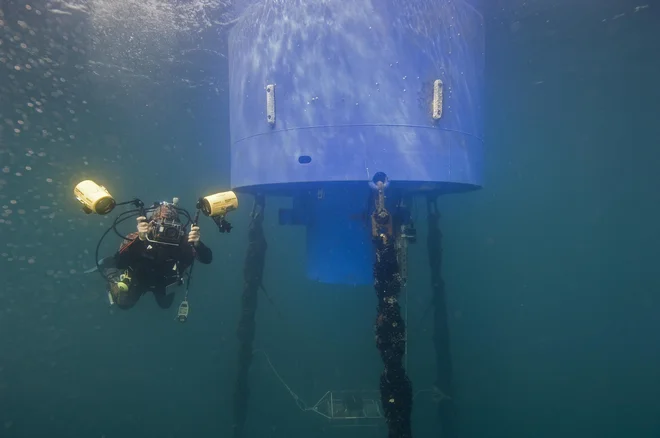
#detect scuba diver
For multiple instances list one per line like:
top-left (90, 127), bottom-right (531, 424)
top-left (74, 180), bottom-right (238, 319)
top-left (100, 200), bottom-right (213, 310)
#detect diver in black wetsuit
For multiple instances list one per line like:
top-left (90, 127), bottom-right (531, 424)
top-left (100, 201), bottom-right (212, 310)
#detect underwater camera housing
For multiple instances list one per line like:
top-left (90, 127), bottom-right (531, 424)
top-left (148, 219), bottom-right (185, 246)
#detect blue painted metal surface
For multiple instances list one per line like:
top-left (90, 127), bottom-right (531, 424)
top-left (228, 0), bottom-right (485, 285)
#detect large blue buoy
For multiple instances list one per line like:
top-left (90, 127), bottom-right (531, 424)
top-left (228, 0), bottom-right (485, 285)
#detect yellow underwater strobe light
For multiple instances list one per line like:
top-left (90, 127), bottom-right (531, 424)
top-left (74, 180), bottom-right (116, 215)
top-left (199, 191), bottom-right (238, 218)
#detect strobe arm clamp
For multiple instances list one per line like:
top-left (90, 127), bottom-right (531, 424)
top-left (131, 198), bottom-right (145, 217)
top-left (212, 216), bottom-right (233, 233)
top-left (115, 198), bottom-right (145, 215)
top-left (129, 198), bottom-right (144, 209)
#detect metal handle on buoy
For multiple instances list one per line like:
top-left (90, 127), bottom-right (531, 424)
top-left (432, 79), bottom-right (443, 120)
top-left (266, 84), bottom-right (276, 126)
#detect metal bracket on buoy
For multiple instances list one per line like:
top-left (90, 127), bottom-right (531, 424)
top-left (266, 84), bottom-right (276, 126)
top-left (432, 79), bottom-right (443, 121)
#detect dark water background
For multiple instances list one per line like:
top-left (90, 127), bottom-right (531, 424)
top-left (1, 0), bottom-right (659, 437)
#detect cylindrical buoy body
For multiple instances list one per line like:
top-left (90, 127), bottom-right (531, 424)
top-left (228, 0), bottom-right (485, 284)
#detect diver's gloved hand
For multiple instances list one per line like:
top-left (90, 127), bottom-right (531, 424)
top-left (137, 216), bottom-right (149, 241)
top-left (188, 225), bottom-right (201, 246)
